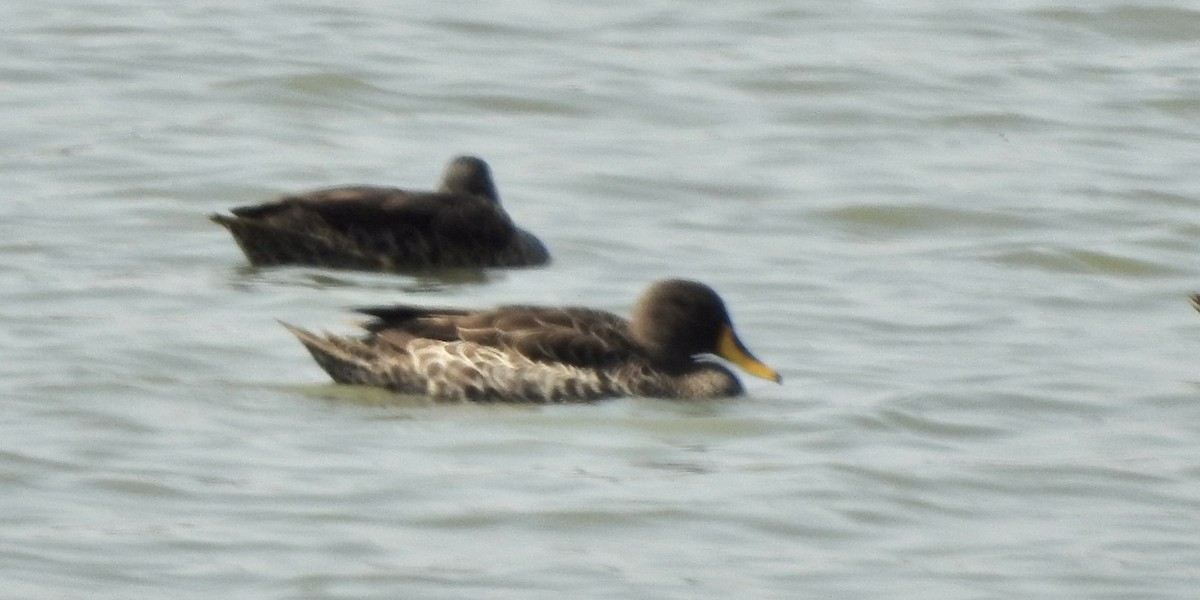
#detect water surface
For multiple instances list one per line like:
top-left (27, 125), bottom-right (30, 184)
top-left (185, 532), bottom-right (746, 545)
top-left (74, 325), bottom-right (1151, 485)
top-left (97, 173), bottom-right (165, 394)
top-left (3, 1), bottom-right (1200, 598)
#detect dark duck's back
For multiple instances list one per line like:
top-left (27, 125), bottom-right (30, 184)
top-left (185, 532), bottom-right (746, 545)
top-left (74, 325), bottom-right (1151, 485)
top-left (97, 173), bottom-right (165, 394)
top-left (209, 155), bottom-right (549, 271)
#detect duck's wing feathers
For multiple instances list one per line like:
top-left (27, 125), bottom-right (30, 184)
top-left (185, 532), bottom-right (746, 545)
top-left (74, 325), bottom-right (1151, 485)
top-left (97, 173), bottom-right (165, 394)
top-left (231, 186), bottom-right (516, 247)
top-left (355, 304), bottom-right (639, 368)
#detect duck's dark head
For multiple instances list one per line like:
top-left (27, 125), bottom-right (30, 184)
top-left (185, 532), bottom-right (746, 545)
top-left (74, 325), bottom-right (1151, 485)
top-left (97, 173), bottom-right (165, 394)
top-left (440, 155), bottom-right (500, 202)
top-left (630, 279), bottom-right (780, 383)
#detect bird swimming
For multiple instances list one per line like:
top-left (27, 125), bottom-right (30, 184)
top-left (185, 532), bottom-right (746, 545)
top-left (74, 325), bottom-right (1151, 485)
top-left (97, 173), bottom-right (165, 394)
top-left (282, 279), bottom-right (781, 403)
top-left (209, 155), bottom-right (549, 272)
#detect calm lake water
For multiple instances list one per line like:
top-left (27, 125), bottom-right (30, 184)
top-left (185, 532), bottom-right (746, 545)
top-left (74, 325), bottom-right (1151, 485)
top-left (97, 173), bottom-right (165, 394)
top-left (4, 1), bottom-right (1200, 598)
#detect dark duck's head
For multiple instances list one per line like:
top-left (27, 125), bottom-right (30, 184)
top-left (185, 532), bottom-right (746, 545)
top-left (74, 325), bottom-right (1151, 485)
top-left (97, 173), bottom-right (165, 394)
top-left (440, 155), bottom-right (500, 202)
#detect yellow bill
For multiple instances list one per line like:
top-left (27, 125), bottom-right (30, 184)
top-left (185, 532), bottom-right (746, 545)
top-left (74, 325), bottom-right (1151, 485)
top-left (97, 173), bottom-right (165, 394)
top-left (716, 325), bottom-right (782, 383)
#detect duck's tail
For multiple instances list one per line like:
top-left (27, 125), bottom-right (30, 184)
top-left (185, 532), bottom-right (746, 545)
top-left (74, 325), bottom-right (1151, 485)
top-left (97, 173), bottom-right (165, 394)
top-left (212, 213), bottom-right (378, 269)
top-left (279, 321), bottom-right (415, 391)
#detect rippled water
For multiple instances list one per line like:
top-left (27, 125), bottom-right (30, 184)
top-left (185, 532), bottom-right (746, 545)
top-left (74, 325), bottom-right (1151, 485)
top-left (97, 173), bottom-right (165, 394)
top-left (4, 1), bottom-right (1200, 597)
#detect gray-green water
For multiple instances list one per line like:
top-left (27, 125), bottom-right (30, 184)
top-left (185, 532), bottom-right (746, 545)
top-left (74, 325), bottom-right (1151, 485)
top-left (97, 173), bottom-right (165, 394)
top-left (4, 1), bottom-right (1200, 597)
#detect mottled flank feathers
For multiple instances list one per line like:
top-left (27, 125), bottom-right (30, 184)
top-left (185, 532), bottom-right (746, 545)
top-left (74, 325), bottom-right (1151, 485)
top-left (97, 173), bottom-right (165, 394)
top-left (209, 155), bottom-right (549, 271)
top-left (283, 279), bottom-right (782, 403)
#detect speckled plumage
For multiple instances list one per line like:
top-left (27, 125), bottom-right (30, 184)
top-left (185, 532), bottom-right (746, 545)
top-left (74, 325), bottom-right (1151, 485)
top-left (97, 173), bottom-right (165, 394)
top-left (283, 279), bottom-right (782, 403)
top-left (209, 155), bottom-right (549, 271)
